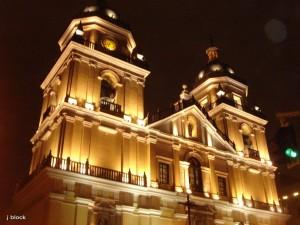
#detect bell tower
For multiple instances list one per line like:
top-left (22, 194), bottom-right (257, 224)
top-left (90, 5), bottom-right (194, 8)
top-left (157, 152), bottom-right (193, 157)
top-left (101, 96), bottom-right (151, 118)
top-left (29, 1), bottom-right (150, 175)
top-left (191, 44), bottom-right (271, 165)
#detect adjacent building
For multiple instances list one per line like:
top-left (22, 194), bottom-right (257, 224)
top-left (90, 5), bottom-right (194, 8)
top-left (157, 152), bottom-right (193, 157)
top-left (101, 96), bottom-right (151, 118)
top-left (12, 2), bottom-right (289, 225)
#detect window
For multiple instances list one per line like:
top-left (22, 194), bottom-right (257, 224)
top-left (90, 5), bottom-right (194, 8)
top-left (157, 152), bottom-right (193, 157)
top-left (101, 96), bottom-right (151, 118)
top-left (218, 176), bottom-right (227, 197)
top-left (101, 79), bottom-right (116, 101)
top-left (233, 93), bottom-right (242, 109)
top-left (188, 158), bottom-right (203, 192)
top-left (200, 96), bottom-right (209, 108)
top-left (242, 134), bottom-right (252, 148)
top-left (159, 162), bottom-right (169, 184)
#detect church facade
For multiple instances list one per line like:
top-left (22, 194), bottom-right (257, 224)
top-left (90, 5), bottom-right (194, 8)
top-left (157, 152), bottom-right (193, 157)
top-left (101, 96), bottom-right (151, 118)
top-left (12, 2), bottom-right (289, 225)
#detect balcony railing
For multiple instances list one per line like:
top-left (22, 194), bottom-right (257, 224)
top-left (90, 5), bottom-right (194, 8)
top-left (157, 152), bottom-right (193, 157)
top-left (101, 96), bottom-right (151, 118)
top-left (248, 148), bottom-right (260, 160)
top-left (100, 99), bottom-right (123, 118)
top-left (18, 152), bottom-right (147, 190)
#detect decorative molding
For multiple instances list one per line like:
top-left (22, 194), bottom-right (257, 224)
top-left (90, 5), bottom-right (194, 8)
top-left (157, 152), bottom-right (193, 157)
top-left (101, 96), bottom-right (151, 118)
top-left (74, 115), bottom-right (84, 122)
top-left (137, 136), bottom-right (146, 143)
top-left (233, 163), bottom-right (240, 168)
top-left (226, 160), bottom-right (234, 166)
top-left (239, 165), bottom-right (249, 171)
top-left (261, 171), bottom-right (269, 176)
top-left (156, 155), bottom-right (173, 162)
top-left (83, 121), bottom-right (93, 128)
top-left (179, 161), bottom-right (190, 168)
top-left (146, 136), bottom-right (157, 144)
top-left (172, 143), bottom-right (181, 151)
top-left (122, 132), bottom-right (132, 139)
top-left (65, 115), bottom-right (76, 123)
top-left (208, 154), bottom-right (215, 161)
top-left (269, 173), bottom-right (275, 179)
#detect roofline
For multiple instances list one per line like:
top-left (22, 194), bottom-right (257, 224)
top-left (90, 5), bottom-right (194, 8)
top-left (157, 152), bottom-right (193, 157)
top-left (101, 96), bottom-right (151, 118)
top-left (147, 105), bottom-right (236, 154)
top-left (41, 41), bottom-right (150, 89)
top-left (191, 76), bottom-right (248, 97)
top-left (58, 16), bottom-right (136, 52)
top-left (208, 103), bottom-right (268, 126)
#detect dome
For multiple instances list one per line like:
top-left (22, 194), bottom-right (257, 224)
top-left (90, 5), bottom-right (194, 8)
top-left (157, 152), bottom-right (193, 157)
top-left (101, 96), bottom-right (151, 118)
top-left (194, 46), bottom-right (246, 87)
top-left (76, 0), bottom-right (130, 30)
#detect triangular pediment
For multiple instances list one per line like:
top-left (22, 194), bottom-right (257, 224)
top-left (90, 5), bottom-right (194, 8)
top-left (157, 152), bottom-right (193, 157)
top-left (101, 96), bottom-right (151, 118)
top-left (147, 105), bottom-right (236, 153)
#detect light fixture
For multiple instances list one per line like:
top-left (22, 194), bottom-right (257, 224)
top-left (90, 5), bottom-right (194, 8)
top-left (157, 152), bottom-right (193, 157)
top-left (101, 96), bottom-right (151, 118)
top-left (277, 207), bottom-right (282, 213)
top-left (204, 192), bottom-right (210, 198)
top-left (105, 9), bottom-right (118, 19)
top-left (123, 114), bottom-right (132, 123)
top-left (137, 118), bottom-right (145, 126)
top-left (293, 192), bottom-right (299, 197)
top-left (216, 84), bottom-right (225, 97)
top-left (282, 195), bottom-right (288, 200)
top-left (137, 53), bottom-right (145, 61)
top-left (238, 151), bottom-right (244, 157)
top-left (270, 206), bottom-right (275, 212)
top-left (85, 102), bottom-right (94, 111)
top-left (175, 187), bottom-right (183, 193)
top-left (254, 106), bottom-right (261, 111)
top-left (198, 70), bottom-right (204, 79)
top-left (67, 97), bottom-right (77, 105)
top-left (246, 202), bottom-right (253, 208)
top-left (186, 189), bottom-right (192, 194)
top-left (212, 194), bottom-right (220, 200)
top-left (75, 22), bottom-right (84, 36)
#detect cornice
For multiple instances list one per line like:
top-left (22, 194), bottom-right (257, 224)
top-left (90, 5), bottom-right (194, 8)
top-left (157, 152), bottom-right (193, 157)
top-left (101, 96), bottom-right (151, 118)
top-left (41, 42), bottom-right (150, 89)
top-left (208, 103), bottom-right (268, 126)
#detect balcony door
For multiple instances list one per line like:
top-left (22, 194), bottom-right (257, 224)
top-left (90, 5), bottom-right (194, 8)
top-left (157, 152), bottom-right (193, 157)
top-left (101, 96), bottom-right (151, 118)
top-left (188, 157), bottom-right (203, 193)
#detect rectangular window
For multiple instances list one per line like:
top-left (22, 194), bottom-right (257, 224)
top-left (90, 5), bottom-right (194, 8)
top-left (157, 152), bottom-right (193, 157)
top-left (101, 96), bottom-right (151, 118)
top-left (218, 176), bottom-right (227, 197)
top-left (233, 94), bottom-right (242, 109)
top-left (200, 96), bottom-right (208, 108)
top-left (159, 162), bottom-right (169, 184)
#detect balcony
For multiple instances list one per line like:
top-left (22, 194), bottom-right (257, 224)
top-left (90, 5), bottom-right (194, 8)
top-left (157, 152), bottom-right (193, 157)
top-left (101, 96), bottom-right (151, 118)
top-left (18, 152), bottom-right (147, 191)
top-left (248, 148), bottom-right (260, 160)
top-left (100, 99), bottom-right (123, 118)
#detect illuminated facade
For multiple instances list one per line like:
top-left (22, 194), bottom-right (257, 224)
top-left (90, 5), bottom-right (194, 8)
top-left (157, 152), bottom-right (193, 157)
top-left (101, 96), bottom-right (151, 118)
top-left (13, 2), bottom-right (289, 225)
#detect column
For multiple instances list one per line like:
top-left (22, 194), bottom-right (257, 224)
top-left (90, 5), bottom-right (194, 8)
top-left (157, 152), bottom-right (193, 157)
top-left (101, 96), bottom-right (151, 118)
top-left (261, 171), bottom-right (271, 204)
top-left (208, 154), bottom-right (218, 199)
top-left (269, 173), bottom-right (279, 205)
top-left (172, 143), bottom-right (182, 192)
top-left (227, 160), bottom-right (238, 201)
top-left (179, 161), bottom-right (191, 193)
top-left (121, 131), bottom-right (131, 173)
top-left (239, 165), bottom-right (249, 199)
top-left (147, 135), bottom-right (158, 188)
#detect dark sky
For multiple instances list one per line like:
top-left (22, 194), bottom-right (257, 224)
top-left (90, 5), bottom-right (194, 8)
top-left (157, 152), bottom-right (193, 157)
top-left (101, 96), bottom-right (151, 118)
top-left (0, 0), bottom-right (300, 209)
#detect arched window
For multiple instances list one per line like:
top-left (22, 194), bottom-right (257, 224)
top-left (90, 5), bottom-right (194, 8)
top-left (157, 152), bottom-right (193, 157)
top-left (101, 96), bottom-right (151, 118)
top-left (241, 123), bottom-right (253, 149)
top-left (188, 157), bottom-right (203, 192)
top-left (101, 79), bottom-right (116, 102)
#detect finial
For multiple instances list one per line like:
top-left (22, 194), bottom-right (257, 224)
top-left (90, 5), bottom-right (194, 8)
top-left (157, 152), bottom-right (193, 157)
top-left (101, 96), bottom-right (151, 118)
top-left (206, 35), bottom-right (219, 62)
top-left (180, 84), bottom-right (191, 100)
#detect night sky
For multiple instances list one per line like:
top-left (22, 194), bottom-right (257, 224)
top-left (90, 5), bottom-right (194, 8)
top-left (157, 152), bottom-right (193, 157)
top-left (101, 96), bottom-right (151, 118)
top-left (0, 0), bottom-right (300, 209)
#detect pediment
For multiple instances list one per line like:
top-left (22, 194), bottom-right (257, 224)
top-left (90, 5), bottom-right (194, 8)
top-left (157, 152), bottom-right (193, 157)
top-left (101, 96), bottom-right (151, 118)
top-left (147, 105), bottom-right (236, 153)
